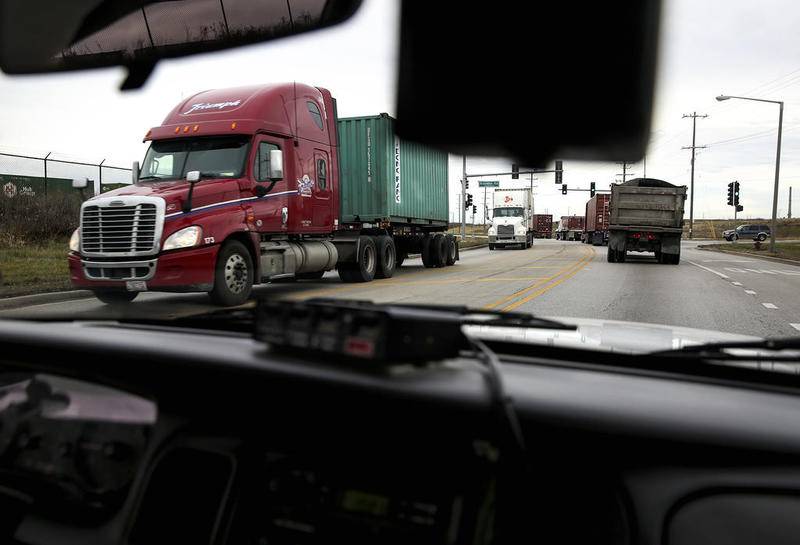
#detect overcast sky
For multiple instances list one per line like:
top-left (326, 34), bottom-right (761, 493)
top-left (1, 0), bottom-right (799, 221)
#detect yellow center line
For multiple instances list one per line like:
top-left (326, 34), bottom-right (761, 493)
top-left (501, 248), bottom-right (596, 311)
top-left (481, 249), bottom-right (590, 309)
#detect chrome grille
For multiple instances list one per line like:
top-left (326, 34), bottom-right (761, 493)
top-left (80, 197), bottom-right (165, 257)
top-left (497, 225), bottom-right (515, 236)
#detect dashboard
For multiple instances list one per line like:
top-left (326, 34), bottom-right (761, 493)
top-left (2, 319), bottom-right (800, 544)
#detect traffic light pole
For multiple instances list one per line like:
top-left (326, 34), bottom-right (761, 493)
top-left (461, 156), bottom-right (467, 239)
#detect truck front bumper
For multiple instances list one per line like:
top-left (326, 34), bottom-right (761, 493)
top-left (68, 245), bottom-right (218, 292)
top-left (489, 235), bottom-right (527, 244)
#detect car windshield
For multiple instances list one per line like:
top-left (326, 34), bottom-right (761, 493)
top-left (1, 0), bottom-right (800, 365)
top-left (140, 137), bottom-right (250, 181)
top-left (493, 208), bottom-right (524, 218)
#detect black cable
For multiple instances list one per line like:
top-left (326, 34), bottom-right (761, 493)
top-left (469, 338), bottom-right (526, 457)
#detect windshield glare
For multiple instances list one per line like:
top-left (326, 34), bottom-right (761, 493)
top-left (141, 136), bottom-right (250, 180)
top-left (493, 208), bottom-right (524, 218)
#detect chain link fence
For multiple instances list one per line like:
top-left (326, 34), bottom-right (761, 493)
top-left (0, 151), bottom-right (132, 200)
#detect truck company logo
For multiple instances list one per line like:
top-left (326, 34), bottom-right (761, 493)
top-left (504, 195), bottom-right (513, 203)
top-left (298, 175), bottom-right (314, 196)
top-left (182, 100), bottom-right (242, 115)
top-left (394, 136), bottom-right (401, 204)
top-left (3, 182), bottom-right (16, 198)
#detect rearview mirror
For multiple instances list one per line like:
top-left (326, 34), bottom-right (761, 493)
top-left (0, 0), bottom-right (363, 90)
top-left (269, 149), bottom-right (284, 180)
top-left (72, 178), bottom-right (88, 189)
top-left (132, 161), bottom-right (139, 184)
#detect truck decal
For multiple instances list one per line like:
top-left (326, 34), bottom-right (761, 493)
top-left (366, 127), bottom-right (372, 183)
top-left (164, 190), bottom-right (299, 219)
top-left (394, 136), bottom-right (401, 204)
top-left (298, 175), bottom-right (314, 196)
top-left (182, 100), bottom-right (242, 114)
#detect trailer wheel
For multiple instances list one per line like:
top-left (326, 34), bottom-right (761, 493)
top-left (607, 247), bottom-right (617, 263)
top-left (339, 236), bottom-right (377, 282)
top-left (421, 235), bottom-right (436, 268)
top-left (445, 235), bottom-right (457, 265)
top-left (375, 236), bottom-right (396, 279)
top-left (93, 290), bottom-right (139, 304)
top-left (210, 240), bottom-right (254, 306)
top-left (432, 234), bottom-right (447, 267)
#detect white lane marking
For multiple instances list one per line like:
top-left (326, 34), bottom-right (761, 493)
top-left (772, 270), bottom-right (800, 276)
top-left (791, 323), bottom-right (800, 332)
top-left (731, 281), bottom-right (743, 286)
top-left (745, 268), bottom-right (764, 274)
top-left (725, 268), bottom-right (746, 273)
top-left (688, 260), bottom-right (729, 279)
top-left (762, 303), bottom-right (779, 309)
top-left (703, 259), bottom-right (755, 263)
top-left (745, 290), bottom-right (757, 295)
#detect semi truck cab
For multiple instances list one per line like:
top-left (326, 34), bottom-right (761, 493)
top-left (487, 188), bottom-right (533, 250)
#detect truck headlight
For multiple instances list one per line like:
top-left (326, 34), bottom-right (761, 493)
top-left (163, 226), bottom-right (203, 251)
top-left (69, 228), bottom-right (80, 252)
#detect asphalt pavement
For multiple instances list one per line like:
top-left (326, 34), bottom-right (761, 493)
top-left (3, 239), bottom-right (799, 338)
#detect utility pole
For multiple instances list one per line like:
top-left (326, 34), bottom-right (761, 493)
top-left (789, 186), bottom-right (793, 219)
top-left (616, 161), bottom-right (633, 183)
top-left (682, 112), bottom-right (708, 239)
top-left (461, 155), bottom-right (467, 239)
top-left (643, 154), bottom-right (647, 179)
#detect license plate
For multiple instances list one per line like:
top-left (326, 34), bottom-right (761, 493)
top-left (126, 281), bottom-right (147, 292)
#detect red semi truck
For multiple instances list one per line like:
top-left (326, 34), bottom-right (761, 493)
top-left (582, 194), bottom-right (610, 245)
top-left (68, 83), bottom-right (457, 306)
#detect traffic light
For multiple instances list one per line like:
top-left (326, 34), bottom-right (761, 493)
top-left (512, 164), bottom-right (519, 180)
top-left (464, 193), bottom-right (473, 209)
top-left (733, 181), bottom-right (740, 206)
top-left (590, 181), bottom-right (596, 197)
top-left (472, 205), bottom-right (477, 214)
top-left (736, 205), bottom-right (744, 212)
top-left (727, 182), bottom-right (734, 206)
top-left (561, 184), bottom-right (567, 195)
top-left (555, 160), bottom-right (563, 184)
top-left (465, 179), bottom-right (469, 189)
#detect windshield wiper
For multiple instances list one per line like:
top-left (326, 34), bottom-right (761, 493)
top-left (651, 337), bottom-right (800, 362)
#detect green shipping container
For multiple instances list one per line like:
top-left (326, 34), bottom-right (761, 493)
top-left (337, 114), bottom-right (449, 226)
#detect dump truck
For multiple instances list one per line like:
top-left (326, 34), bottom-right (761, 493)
top-left (607, 178), bottom-right (687, 264)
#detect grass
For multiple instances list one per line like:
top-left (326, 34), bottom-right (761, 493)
top-left (0, 239), bottom-right (72, 298)
top-left (458, 238), bottom-right (488, 249)
top-left (700, 241), bottom-right (800, 261)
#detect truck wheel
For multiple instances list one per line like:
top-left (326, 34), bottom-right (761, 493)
top-left (445, 235), bottom-right (457, 265)
top-left (616, 249), bottom-right (626, 263)
top-left (296, 271), bottom-right (326, 280)
top-left (339, 236), bottom-right (377, 282)
top-left (210, 240), bottom-right (254, 306)
top-left (93, 290), bottom-right (138, 304)
top-left (489, 244), bottom-right (495, 250)
top-left (607, 247), bottom-right (617, 263)
top-left (375, 236), bottom-right (396, 279)
top-left (432, 234), bottom-right (447, 267)
top-left (421, 235), bottom-right (436, 268)
top-left (655, 250), bottom-right (662, 263)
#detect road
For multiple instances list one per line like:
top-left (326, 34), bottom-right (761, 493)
top-left (3, 240), bottom-right (800, 338)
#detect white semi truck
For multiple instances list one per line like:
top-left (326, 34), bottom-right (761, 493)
top-left (487, 188), bottom-right (534, 250)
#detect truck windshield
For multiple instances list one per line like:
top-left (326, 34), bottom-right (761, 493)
top-left (140, 136), bottom-right (250, 181)
top-left (493, 208), bottom-right (524, 218)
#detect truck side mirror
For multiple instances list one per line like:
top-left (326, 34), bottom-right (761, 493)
top-left (132, 161), bottom-right (140, 184)
top-left (186, 170), bottom-right (201, 183)
top-left (269, 149), bottom-right (283, 180)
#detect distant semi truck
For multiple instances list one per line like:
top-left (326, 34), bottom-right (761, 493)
top-left (488, 188), bottom-right (534, 249)
top-left (607, 178), bottom-right (687, 264)
top-left (582, 194), bottom-right (610, 245)
top-left (532, 214), bottom-right (553, 238)
top-left (555, 216), bottom-right (584, 241)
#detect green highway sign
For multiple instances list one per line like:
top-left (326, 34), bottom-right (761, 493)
top-left (478, 180), bottom-right (500, 187)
